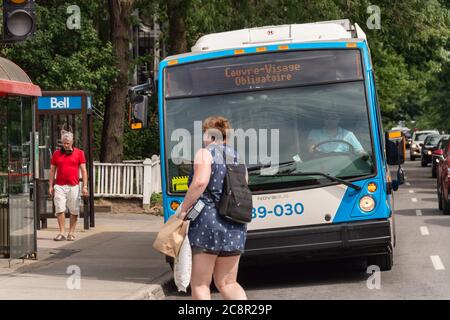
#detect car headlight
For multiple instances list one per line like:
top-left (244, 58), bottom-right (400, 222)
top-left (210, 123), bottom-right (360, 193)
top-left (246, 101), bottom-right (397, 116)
top-left (359, 195), bottom-right (375, 212)
top-left (427, 151), bottom-right (432, 155)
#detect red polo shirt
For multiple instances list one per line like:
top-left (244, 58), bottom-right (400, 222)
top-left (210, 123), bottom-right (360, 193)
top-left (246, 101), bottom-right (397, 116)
top-left (51, 147), bottom-right (86, 186)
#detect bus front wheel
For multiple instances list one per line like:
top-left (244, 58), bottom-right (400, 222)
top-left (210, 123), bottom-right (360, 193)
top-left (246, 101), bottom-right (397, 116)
top-left (367, 250), bottom-right (393, 271)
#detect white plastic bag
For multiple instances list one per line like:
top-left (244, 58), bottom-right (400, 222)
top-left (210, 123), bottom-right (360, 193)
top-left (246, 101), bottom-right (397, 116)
top-left (174, 224), bottom-right (192, 292)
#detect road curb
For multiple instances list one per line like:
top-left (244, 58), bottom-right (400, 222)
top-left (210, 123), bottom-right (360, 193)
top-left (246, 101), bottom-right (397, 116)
top-left (126, 270), bottom-right (174, 300)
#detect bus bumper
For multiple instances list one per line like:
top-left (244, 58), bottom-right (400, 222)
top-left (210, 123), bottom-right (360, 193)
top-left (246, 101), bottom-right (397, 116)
top-left (243, 219), bottom-right (392, 260)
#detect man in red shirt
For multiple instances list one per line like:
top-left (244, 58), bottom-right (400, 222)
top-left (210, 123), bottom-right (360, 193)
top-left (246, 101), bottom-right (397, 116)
top-left (49, 131), bottom-right (88, 241)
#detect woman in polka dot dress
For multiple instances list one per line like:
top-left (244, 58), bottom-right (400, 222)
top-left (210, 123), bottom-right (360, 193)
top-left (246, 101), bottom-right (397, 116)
top-left (178, 116), bottom-right (248, 300)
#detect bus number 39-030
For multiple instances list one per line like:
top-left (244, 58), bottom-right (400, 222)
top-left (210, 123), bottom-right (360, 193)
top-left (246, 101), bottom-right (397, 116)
top-left (252, 203), bottom-right (304, 219)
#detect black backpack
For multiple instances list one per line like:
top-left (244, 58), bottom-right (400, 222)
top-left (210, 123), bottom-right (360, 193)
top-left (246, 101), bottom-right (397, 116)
top-left (207, 147), bottom-right (253, 224)
top-left (218, 162), bottom-right (253, 224)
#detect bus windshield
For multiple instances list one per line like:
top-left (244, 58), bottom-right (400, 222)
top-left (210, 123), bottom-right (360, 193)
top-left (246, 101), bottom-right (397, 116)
top-left (164, 50), bottom-right (375, 193)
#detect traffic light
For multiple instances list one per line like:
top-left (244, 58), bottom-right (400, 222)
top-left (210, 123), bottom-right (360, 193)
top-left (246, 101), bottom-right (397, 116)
top-left (129, 95), bottom-right (148, 130)
top-left (3, 0), bottom-right (36, 43)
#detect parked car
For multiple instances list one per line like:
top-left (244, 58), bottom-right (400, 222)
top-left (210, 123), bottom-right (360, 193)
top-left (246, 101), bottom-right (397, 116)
top-left (432, 135), bottom-right (450, 178)
top-left (437, 138), bottom-right (450, 214)
top-left (410, 130), bottom-right (439, 161)
top-left (421, 134), bottom-right (442, 167)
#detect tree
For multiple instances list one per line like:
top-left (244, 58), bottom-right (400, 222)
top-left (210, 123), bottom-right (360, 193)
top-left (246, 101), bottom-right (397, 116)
top-left (3, 0), bottom-right (448, 163)
top-left (101, 0), bottom-right (135, 163)
top-left (1, 1), bottom-right (117, 162)
top-left (166, 0), bottom-right (192, 55)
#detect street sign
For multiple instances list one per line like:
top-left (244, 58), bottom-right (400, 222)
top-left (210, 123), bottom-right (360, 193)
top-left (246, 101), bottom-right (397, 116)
top-left (37, 96), bottom-right (82, 110)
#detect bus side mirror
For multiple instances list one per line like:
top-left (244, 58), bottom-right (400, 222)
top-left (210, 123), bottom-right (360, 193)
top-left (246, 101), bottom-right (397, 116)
top-left (386, 139), bottom-right (400, 165)
top-left (129, 95), bottom-right (149, 129)
top-left (386, 131), bottom-right (406, 165)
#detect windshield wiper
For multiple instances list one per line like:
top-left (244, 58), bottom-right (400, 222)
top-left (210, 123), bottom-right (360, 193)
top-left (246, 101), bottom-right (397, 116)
top-left (247, 160), bottom-right (296, 173)
top-left (270, 171), bottom-right (361, 191)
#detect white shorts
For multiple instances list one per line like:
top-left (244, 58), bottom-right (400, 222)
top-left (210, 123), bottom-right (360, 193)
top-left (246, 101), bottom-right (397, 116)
top-left (54, 184), bottom-right (80, 216)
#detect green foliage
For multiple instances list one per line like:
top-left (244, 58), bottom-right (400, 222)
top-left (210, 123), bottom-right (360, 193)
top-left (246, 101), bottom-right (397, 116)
top-left (123, 115), bottom-right (160, 160)
top-left (1, 1), bottom-right (117, 160)
top-left (150, 192), bottom-right (162, 207)
top-left (2, 3), bottom-right (117, 96)
top-left (180, 0), bottom-right (449, 130)
top-left (1, 0), bottom-right (448, 162)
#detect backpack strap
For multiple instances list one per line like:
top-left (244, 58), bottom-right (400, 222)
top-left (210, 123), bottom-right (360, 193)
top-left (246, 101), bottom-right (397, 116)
top-left (220, 144), bottom-right (237, 165)
top-left (204, 144), bottom-right (235, 207)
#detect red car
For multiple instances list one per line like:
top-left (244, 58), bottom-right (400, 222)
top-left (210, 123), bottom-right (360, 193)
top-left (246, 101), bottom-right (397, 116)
top-left (437, 137), bottom-right (450, 214)
top-left (432, 135), bottom-right (450, 178)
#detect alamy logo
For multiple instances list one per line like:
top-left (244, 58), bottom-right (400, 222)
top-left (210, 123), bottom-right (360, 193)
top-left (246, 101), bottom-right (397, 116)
top-left (66, 265), bottom-right (81, 290)
top-left (366, 265), bottom-right (381, 290)
top-left (367, 5), bottom-right (381, 30)
top-left (170, 121), bottom-right (280, 172)
top-left (67, 5), bottom-right (81, 30)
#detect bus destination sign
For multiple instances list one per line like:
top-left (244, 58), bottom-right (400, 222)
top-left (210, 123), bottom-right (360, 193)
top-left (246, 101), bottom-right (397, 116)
top-left (165, 50), bottom-right (363, 98)
top-left (224, 62), bottom-right (301, 87)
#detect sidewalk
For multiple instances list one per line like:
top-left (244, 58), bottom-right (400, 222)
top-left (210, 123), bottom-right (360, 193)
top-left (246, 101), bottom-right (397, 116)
top-left (0, 213), bottom-right (173, 300)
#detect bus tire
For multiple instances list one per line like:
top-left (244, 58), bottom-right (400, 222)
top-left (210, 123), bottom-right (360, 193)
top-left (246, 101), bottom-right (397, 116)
top-left (367, 251), bottom-right (393, 271)
top-left (432, 165), bottom-right (437, 178)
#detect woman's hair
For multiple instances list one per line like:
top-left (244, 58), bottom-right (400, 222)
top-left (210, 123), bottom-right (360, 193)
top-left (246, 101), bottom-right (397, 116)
top-left (202, 116), bottom-right (231, 141)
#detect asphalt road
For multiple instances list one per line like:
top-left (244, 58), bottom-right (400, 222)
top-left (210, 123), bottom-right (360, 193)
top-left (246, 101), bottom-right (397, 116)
top-left (166, 159), bottom-right (450, 300)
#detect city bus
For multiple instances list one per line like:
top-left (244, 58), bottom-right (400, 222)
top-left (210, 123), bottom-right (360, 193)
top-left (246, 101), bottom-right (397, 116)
top-left (157, 20), bottom-right (402, 270)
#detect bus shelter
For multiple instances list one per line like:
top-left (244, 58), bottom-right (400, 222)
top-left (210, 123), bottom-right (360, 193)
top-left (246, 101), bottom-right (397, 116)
top-left (35, 91), bottom-right (95, 230)
top-left (0, 57), bottom-right (41, 259)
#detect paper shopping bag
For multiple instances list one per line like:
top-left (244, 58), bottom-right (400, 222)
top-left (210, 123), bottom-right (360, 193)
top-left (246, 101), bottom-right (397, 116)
top-left (153, 215), bottom-right (189, 258)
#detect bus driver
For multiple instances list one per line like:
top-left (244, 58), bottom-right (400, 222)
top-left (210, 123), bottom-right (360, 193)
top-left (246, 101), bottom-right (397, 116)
top-left (307, 112), bottom-right (366, 155)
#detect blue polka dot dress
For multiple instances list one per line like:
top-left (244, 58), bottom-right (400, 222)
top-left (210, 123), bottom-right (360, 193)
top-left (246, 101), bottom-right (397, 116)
top-left (188, 143), bottom-right (247, 254)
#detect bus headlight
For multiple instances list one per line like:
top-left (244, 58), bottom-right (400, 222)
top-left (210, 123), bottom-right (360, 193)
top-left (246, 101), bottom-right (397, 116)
top-left (359, 195), bottom-right (375, 212)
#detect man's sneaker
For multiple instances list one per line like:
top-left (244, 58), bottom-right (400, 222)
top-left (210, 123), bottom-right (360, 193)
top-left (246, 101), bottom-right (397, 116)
top-left (67, 234), bottom-right (75, 241)
top-left (54, 234), bottom-right (66, 241)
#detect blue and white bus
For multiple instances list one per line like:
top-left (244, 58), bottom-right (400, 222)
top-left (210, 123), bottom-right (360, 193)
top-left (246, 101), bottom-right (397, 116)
top-left (157, 20), bottom-right (402, 270)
